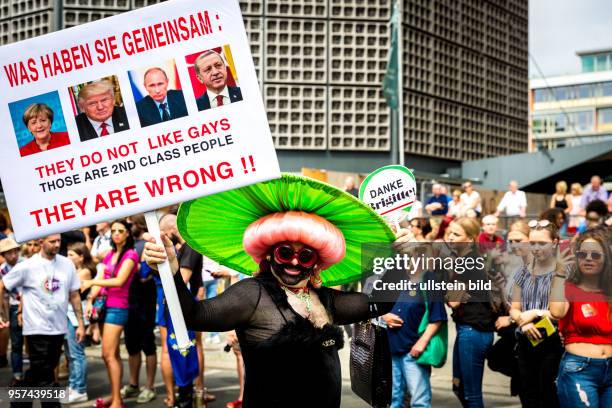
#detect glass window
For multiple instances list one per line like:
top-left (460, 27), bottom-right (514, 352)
top-left (603, 82), bottom-right (612, 97)
top-left (593, 83), bottom-right (603, 97)
top-left (598, 108), bottom-right (612, 124)
top-left (582, 56), bottom-right (595, 72)
top-left (554, 114), bottom-right (566, 132)
top-left (534, 89), bottom-right (551, 102)
top-left (578, 84), bottom-right (591, 99)
top-left (596, 55), bottom-right (608, 71)
top-left (554, 87), bottom-right (567, 100)
top-left (573, 111), bottom-right (594, 132)
top-left (532, 117), bottom-right (544, 133)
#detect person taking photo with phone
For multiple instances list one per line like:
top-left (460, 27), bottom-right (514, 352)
top-left (550, 228), bottom-right (612, 408)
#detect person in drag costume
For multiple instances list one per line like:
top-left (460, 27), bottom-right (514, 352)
top-left (144, 174), bottom-right (404, 408)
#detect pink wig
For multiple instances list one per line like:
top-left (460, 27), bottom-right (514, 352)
top-left (243, 211), bottom-right (346, 270)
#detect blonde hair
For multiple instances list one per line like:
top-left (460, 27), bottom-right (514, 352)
top-left (570, 182), bottom-right (582, 195)
top-left (482, 214), bottom-right (498, 225)
top-left (22, 103), bottom-right (53, 125)
top-left (77, 80), bottom-right (114, 104)
top-left (451, 217), bottom-right (480, 241)
top-left (509, 220), bottom-right (530, 238)
top-left (555, 181), bottom-right (568, 194)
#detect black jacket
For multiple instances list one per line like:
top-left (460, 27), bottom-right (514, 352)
top-left (196, 86), bottom-right (243, 111)
top-left (75, 106), bottom-right (130, 142)
top-left (136, 89), bottom-right (188, 127)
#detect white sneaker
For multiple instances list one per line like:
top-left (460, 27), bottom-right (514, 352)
top-left (68, 389), bottom-right (88, 403)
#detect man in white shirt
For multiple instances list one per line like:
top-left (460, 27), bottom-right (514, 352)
top-left (0, 234), bottom-right (84, 404)
top-left (495, 180), bottom-right (527, 218)
top-left (460, 181), bottom-right (482, 217)
top-left (194, 50), bottom-right (243, 111)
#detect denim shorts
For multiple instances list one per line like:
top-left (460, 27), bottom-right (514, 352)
top-left (104, 307), bottom-right (129, 326)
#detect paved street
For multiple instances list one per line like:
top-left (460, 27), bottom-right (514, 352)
top-left (0, 321), bottom-right (521, 407)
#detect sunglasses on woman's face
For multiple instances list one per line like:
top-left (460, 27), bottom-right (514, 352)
top-left (273, 244), bottom-right (318, 268)
top-left (575, 251), bottom-right (603, 261)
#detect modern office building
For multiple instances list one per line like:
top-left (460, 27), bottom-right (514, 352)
top-left (0, 0), bottom-right (529, 175)
top-left (530, 47), bottom-right (612, 151)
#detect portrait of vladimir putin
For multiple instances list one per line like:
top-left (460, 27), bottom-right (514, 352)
top-left (194, 50), bottom-right (243, 111)
top-left (135, 67), bottom-right (188, 127)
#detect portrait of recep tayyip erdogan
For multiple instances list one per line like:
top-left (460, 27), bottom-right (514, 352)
top-left (186, 46), bottom-right (243, 112)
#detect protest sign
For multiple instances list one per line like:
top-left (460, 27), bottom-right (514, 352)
top-left (0, 0), bottom-right (280, 242)
top-left (359, 165), bottom-right (417, 223)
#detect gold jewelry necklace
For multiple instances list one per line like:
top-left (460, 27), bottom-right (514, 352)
top-left (283, 286), bottom-right (313, 313)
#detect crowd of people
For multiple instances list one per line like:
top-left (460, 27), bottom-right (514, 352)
top-left (371, 175), bottom-right (611, 408)
top-left (0, 212), bottom-right (242, 408)
top-left (417, 175), bottom-right (612, 235)
top-left (0, 173), bottom-right (609, 408)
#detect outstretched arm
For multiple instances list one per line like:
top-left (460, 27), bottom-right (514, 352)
top-left (171, 272), bottom-right (261, 332)
top-left (145, 235), bottom-right (260, 332)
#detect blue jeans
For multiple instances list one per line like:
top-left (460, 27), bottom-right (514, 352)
top-left (391, 353), bottom-right (432, 408)
top-left (9, 305), bottom-right (23, 378)
top-left (452, 323), bottom-right (494, 408)
top-left (66, 320), bottom-right (87, 394)
top-left (557, 352), bottom-right (612, 408)
top-left (204, 280), bottom-right (219, 338)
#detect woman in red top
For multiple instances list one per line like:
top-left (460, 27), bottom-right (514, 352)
top-left (19, 103), bottom-right (70, 157)
top-left (550, 228), bottom-right (612, 408)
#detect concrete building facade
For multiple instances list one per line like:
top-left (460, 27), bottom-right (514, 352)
top-left (0, 0), bottom-right (529, 175)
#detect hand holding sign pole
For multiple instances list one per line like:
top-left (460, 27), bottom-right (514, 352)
top-left (144, 210), bottom-right (191, 352)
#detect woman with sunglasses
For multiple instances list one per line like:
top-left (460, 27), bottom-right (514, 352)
top-left (550, 228), bottom-right (612, 408)
top-left (83, 219), bottom-right (139, 408)
top-left (409, 217), bottom-right (432, 242)
top-left (144, 175), bottom-right (407, 408)
top-left (509, 219), bottom-right (564, 408)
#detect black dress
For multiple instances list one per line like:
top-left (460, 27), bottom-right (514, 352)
top-left (172, 271), bottom-right (392, 408)
top-left (553, 195), bottom-right (568, 210)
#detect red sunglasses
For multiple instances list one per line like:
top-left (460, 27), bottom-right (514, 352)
top-left (273, 244), bottom-right (318, 268)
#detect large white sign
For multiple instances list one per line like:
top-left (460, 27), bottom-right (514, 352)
top-left (0, 0), bottom-right (280, 241)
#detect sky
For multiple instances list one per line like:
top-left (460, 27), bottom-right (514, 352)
top-left (529, 0), bottom-right (612, 78)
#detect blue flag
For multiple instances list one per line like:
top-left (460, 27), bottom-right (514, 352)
top-left (165, 308), bottom-right (198, 387)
